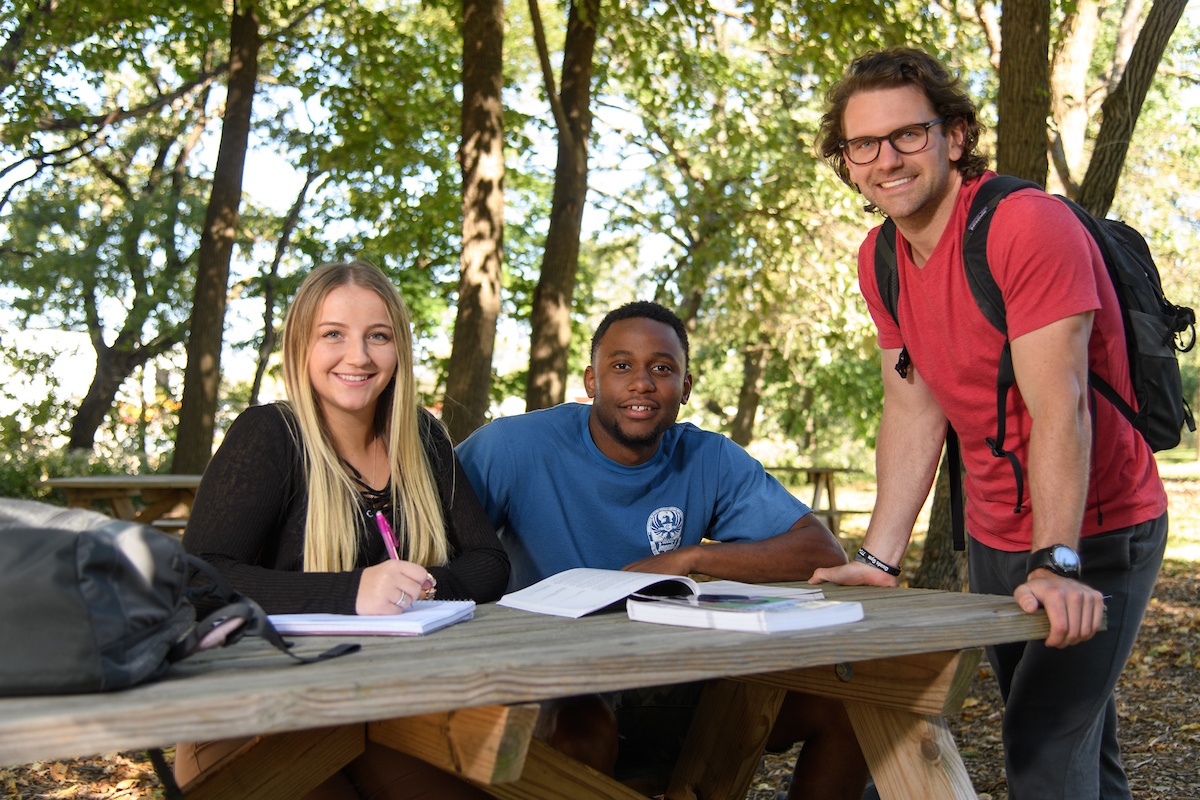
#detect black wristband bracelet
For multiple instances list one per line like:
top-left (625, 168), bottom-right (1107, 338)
top-left (855, 546), bottom-right (901, 576)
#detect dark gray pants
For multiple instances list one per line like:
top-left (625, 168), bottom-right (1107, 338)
top-left (968, 512), bottom-right (1167, 800)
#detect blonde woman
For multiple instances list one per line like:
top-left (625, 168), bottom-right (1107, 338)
top-left (178, 260), bottom-right (507, 799)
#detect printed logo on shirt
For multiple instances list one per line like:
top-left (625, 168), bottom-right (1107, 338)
top-left (646, 506), bottom-right (684, 554)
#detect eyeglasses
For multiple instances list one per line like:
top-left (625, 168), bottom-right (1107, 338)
top-left (841, 117), bottom-right (947, 165)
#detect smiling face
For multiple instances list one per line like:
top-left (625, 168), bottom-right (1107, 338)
top-left (584, 316), bottom-right (693, 466)
top-left (843, 84), bottom-right (965, 239)
top-left (306, 283), bottom-right (398, 428)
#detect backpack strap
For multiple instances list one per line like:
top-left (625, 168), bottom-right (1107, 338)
top-left (173, 555), bottom-right (360, 665)
top-left (875, 218), bottom-right (901, 323)
top-left (946, 427), bottom-right (964, 551)
top-left (961, 175), bottom-right (1040, 332)
top-left (961, 176), bottom-right (1041, 523)
top-left (874, 218), bottom-right (912, 378)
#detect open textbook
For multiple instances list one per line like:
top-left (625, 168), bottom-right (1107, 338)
top-left (268, 600), bottom-right (476, 636)
top-left (496, 567), bottom-right (826, 619)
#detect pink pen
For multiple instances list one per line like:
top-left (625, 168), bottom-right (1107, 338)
top-left (375, 511), bottom-right (400, 561)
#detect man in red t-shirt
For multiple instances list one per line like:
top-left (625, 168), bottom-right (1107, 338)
top-left (810, 47), bottom-right (1167, 800)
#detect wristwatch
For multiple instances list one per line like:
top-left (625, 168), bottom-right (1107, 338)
top-left (1026, 544), bottom-right (1082, 580)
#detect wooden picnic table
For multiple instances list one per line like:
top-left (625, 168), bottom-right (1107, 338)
top-left (0, 584), bottom-right (1046, 800)
top-left (39, 474), bottom-right (202, 526)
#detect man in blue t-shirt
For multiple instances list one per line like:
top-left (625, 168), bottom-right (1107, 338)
top-left (457, 301), bottom-right (867, 800)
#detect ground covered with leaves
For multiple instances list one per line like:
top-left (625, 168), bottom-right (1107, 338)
top-left (746, 557), bottom-right (1200, 800)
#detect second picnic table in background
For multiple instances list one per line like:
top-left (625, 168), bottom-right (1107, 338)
top-left (39, 474), bottom-right (202, 530)
top-left (767, 466), bottom-right (864, 537)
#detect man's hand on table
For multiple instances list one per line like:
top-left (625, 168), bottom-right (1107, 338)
top-left (808, 562), bottom-right (899, 588)
top-left (1015, 571), bottom-right (1105, 648)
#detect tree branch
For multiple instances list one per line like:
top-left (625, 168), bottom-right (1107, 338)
top-left (35, 66), bottom-right (229, 133)
top-left (1077, 0), bottom-right (1189, 216)
top-left (526, 0), bottom-right (573, 151)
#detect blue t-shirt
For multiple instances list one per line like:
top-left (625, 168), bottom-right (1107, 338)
top-left (455, 403), bottom-right (810, 590)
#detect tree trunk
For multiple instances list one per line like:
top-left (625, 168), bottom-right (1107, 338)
top-left (66, 344), bottom-right (148, 453)
top-left (173, 2), bottom-right (261, 473)
top-left (249, 167), bottom-right (320, 407)
top-left (444, 0), bottom-right (505, 442)
top-left (1048, 0), bottom-right (1101, 197)
top-left (911, 447), bottom-right (968, 591)
top-left (730, 338), bottom-right (767, 447)
top-left (1076, 0), bottom-right (1188, 218)
top-left (66, 303), bottom-right (186, 453)
top-left (996, 0), bottom-right (1049, 184)
top-left (524, 0), bottom-right (599, 411)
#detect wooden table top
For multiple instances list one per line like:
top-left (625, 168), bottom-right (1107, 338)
top-left (39, 474), bottom-right (203, 490)
top-left (0, 584), bottom-right (1046, 768)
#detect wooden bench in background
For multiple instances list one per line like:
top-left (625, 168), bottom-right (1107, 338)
top-left (766, 466), bottom-right (870, 537)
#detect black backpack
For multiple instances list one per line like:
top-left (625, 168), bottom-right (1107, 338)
top-left (0, 499), bottom-right (360, 798)
top-left (873, 175), bottom-right (1196, 548)
top-left (0, 498), bottom-right (357, 697)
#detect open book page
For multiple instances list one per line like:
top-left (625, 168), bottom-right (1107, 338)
top-left (497, 568), bottom-right (699, 618)
top-left (269, 600), bottom-right (476, 636)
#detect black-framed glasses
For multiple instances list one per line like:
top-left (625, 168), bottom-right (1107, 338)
top-left (841, 117), bottom-right (947, 165)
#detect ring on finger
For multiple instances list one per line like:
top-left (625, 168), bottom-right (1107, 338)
top-left (396, 590), bottom-right (409, 608)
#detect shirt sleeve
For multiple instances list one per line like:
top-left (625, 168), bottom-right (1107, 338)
top-left (454, 421), bottom-right (511, 534)
top-left (704, 437), bottom-right (812, 543)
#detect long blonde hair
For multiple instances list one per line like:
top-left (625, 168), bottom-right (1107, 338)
top-left (280, 260), bottom-right (449, 572)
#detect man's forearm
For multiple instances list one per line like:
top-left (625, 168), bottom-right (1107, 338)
top-left (1026, 397), bottom-right (1091, 554)
top-left (685, 516), bottom-right (848, 582)
top-left (625, 515), bottom-right (846, 583)
top-left (861, 386), bottom-right (947, 567)
top-left (1010, 312), bottom-right (1094, 557)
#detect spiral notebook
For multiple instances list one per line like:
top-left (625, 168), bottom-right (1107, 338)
top-left (268, 600), bottom-right (475, 636)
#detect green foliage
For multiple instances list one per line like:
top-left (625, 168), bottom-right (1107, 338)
top-left (584, 0), bottom-right (951, 454)
top-left (1, 0), bottom-right (1195, 469)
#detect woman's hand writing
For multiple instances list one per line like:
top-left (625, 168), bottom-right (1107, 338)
top-left (357, 559), bottom-right (437, 615)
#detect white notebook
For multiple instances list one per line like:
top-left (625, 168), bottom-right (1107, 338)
top-left (269, 600), bottom-right (475, 636)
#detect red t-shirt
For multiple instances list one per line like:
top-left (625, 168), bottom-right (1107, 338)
top-left (858, 172), bottom-right (1166, 550)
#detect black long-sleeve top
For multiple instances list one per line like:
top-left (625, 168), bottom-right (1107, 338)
top-left (183, 403), bottom-right (509, 614)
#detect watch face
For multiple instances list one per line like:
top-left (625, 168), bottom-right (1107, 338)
top-left (1029, 545), bottom-right (1081, 579)
top-left (1050, 545), bottom-right (1081, 573)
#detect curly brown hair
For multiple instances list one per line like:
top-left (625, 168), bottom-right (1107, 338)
top-left (816, 47), bottom-right (989, 188)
